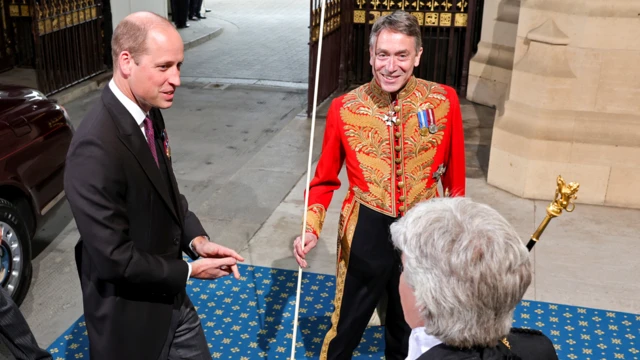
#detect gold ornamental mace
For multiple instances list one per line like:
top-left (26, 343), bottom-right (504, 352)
top-left (526, 175), bottom-right (580, 251)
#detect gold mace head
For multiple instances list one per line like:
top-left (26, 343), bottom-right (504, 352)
top-left (548, 175), bottom-right (580, 217)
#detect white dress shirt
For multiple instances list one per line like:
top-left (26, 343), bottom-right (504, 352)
top-left (108, 80), bottom-right (193, 280)
top-left (109, 80), bottom-right (148, 139)
top-left (406, 327), bottom-right (442, 360)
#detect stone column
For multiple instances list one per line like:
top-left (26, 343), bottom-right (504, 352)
top-left (487, 0), bottom-right (640, 208)
top-left (466, 0), bottom-right (521, 108)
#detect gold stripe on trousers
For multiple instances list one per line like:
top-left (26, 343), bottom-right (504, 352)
top-left (320, 200), bottom-right (360, 359)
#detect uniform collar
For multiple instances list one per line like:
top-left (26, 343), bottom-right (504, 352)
top-left (369, 75), bottom-right (418, 105)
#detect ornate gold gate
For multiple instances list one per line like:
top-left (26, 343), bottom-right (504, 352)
top-left (308, 0), bottom-right (483, 109)
top-left (307, 0), bottom-right (345, 116)
top-left (0, 1), bottom-right (13, 72)
top-left (31, 0), bottom-right (106, 95)
top-left (1, 0), bottom-right (35, 71)
top-left (349, 0), bottom-right (482, 95)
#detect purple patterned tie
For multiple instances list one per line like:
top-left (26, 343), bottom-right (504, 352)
top-left (143, 116), bottom-right (159, 167)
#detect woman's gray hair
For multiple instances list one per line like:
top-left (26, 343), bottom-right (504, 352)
top-left (369, 10), bottom-right (422, 52)
top-left (390, 197), bottom-right (532, 348)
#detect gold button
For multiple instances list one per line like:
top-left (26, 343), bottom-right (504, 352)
top-left (398, 182), bottom-right (405, 188)
top-left (395, 158), bottom-right (402, 164)
top-left (399, 206), bottom-right (406, 212)
top-left (396, 170), bottom-right (403, 176)
top-left (394, 106), bottom-right (401, 113)
top-left (395, 145), bottom-right (401, 152)
top-left (395, 132), bottom-right (401, 138)
top-left (399, 196), bottom-right (406, 201)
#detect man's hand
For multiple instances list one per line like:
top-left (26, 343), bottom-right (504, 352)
top-left (190, 257), bottom-right (240, 280)
top-left (191, 236), bottom-right (244, 279)
top-left (293, 233), bottom-right (318, 268)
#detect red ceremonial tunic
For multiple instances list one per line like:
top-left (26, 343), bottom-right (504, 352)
top-left (305, 76), bottom-right (466, 237)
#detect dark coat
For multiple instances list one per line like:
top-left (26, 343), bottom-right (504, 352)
top-left (64, 86), bottom-right (207, 360)
top-left (417, 328), bottom-right (559, 360)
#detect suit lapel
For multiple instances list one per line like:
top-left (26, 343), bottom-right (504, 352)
top-left (161, 146), bottom-right (184, 227)
top-left (101, 87), bottom-right (181, 225)
top-left (150, 108), bottom-right (184, 227)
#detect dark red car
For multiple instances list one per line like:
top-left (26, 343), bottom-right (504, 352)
top-left (0, 84), bottom-right (74, 305)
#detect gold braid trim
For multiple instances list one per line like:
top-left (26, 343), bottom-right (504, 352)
top-left (305, 204), bottom-right (327, 236)
top-left (320, 258), bottom-right (349, 359)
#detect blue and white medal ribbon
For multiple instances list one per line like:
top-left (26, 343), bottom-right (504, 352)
top-left (418, 108), bottom-right (437, 136)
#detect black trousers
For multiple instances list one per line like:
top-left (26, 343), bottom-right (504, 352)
top-left (189, 0), bottom-right (203, 17)
top-left (157, 292), bottom-right (210, 360)
top-left (0, 287), bottom-right (52, 360)
top-left (321, 204), bottom-right (411, 359)
top-left (171, 0), bottom-right (188, 27)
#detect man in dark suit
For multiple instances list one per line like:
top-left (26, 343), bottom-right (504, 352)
top-left (171, 0), bottom-right (189, 28)
top-left (64, 11), bottom-right (244, 360)
top-left (189, 0), bottom-right (205, 21)
top-left (0, 234), bottom-right (52, 360)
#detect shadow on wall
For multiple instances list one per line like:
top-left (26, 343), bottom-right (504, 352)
top-left (467, 0), bottom-right (523, 118)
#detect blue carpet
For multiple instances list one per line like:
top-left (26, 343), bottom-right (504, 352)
top-left (47, 264), bottom-right (639, 359)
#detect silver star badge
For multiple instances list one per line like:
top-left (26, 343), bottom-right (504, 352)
top-left (432, 164), bottom-right (446, 182)
top-left (383, 114), bottom-right (397, 126)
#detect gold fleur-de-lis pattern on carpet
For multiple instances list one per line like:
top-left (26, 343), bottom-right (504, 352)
top-left (48, 264), bottom-right (639, 359)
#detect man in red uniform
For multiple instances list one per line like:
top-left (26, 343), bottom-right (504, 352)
top-left (293, 10), bottom-right (466, 360)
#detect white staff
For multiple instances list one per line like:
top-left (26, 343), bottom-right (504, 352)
top-left (290, 0), bottom-right (327, 358)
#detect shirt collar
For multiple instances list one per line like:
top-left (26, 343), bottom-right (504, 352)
top-left (108, 79), bottom-right (147, 127)
top-left (407, 327), bottom-right (442, 360)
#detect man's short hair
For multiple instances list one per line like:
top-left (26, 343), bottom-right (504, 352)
top-left (111, 12), bottom-right (172, 68)
top-left (369, 10), bottom-right (422, 52)
top-left (390, 197), bottom-right (532, 348)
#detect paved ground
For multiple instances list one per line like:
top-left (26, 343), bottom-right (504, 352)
top-left (179, 0), bottom-right (309, 83)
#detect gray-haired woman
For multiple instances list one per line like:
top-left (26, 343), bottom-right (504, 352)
top-left (390, 197), bottom-right (558, 359)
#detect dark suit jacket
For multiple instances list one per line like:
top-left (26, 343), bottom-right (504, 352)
top-left (417, 328), bottom-right (559, 360)
top-left (64, 86), bottom-right (207, 359)
top-left (0, 287), bottom-right (52, 360)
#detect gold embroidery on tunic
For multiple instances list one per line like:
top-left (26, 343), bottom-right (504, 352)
top-left (341, 105), bottom-right (392, 212)
top-left (405, 147), bottom-right (437, 206)
top-left (338, 77), bottom-right (453, 216)
top-left (402, 82), bottom-right (451, 207)
top-left (337, 192), bottom-right (354, 240)
top-left (340, 201), bottom-right (360, 266)
top-left (306, 204), bottom-right (327, 235)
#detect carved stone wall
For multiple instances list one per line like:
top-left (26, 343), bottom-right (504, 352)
top-left (466, 0), bottom-right (521, 107)
top-left (486, 0), bottom-right (640, 208)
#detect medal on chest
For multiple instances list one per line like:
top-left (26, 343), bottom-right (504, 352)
top-left (383, 100), bottom-right (401, 126)
top-left (161, 129), bottom-right (171, 159)
top-left (417, 107), bottom-right (438, 136)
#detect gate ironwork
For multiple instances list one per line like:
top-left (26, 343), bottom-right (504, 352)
top-left (31, 0), bottom-right (106, 95)
top-left (0, 0), bottom-right (13, 72)
top-left (10, 0), bottom-right (35, 67)
top-left (307, 0), bottom-right (345, 116)
top-left (2, 0), bottom-right (35, 71)
top-left (349, 0), bottom-right (482, 96)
